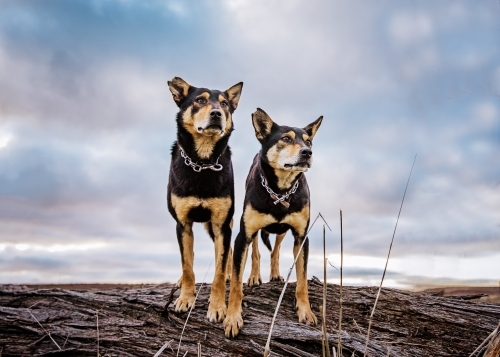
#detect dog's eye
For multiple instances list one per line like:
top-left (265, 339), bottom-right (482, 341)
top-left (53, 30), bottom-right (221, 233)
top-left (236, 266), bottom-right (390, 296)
top-left (281, 136), bottom-right (292, 143)
top-left (220, 100), bottom-right (228, 108)
top-left (305, 140), bottom-right (312, 146)
top-left (196, 97), bottom-right (207, 105)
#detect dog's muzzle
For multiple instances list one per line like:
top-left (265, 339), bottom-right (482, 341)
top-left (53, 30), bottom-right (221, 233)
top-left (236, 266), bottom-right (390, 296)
top-left (284, 148), bottom-right (313, 171)
top-left (197, 109), bottom-right (225, 135)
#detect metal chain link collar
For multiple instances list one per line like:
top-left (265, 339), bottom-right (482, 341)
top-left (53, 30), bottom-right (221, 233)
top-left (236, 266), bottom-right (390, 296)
top-left (260, 173), bottom-right (299, 208)
top-left (178, 145), bottom-right (223, 172)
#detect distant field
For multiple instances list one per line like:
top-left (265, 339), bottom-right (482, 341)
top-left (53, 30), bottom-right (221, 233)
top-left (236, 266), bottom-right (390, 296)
top-left (24, 283), bottom-right (500, 303)
top-left (421, 286), bottom-right (500, 304)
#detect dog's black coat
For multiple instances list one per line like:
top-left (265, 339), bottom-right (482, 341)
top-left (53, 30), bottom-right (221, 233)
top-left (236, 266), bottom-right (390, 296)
top-left (166, 77), bottom-right (242, 322)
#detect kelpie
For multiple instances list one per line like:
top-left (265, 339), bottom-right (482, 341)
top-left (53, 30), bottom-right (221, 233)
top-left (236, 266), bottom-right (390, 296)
top-left (224, 108), bottom-right (323, 337)
top-left (166, 77), bottom-right (243, 323)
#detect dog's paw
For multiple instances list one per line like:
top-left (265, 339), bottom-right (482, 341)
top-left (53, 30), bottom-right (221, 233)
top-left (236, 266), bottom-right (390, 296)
top-left (223, 310), bottom-right (243, 338)
top-left (174, 294), bottom-right (195, 313)
top-left (296, 304), bottom-right (317, 326)
top-left (270, 274), bottom-right (284, 282)
top-left (247, 275), bottom-right (262, 287)
top-left (207, 301), bottom-right (227, 323)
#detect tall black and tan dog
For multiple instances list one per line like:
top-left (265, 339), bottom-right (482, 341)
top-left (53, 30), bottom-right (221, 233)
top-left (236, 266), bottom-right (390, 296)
top-left (224, 108), bottom-right (323, 337)
top-left (166, 77), bottom-right (243, 323)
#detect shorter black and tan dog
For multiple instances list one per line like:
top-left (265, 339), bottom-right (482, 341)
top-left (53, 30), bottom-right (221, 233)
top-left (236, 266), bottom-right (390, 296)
top-left (166, 77), bottom-right (243, 323)
top-left (224, 108), bottom-right (322, 338)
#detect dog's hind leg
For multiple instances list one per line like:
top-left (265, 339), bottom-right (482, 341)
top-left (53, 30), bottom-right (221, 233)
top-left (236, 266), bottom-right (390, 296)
top-left (270, 232), bottom-right (286, 282)
top-left (174, 221), bottom-right (196, 313)
top-left (247, 236), bottom-right (262, 286)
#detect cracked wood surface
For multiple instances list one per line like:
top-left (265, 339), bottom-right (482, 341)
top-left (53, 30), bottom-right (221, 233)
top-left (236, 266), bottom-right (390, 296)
top-left (0, 279), bottom-right (499, 356)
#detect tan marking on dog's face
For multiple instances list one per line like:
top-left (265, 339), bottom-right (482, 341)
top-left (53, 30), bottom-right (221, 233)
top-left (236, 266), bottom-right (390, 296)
top-left (266, 135), bottom-right (307, 171)
top-left (218, 94), bottom-right (233, 137)
top-left (243, 203), bottom-right (277, 239)
top-left (180, 92), bottom-right (233, 159)
top-left (302, 134), bottom-right (312, 147)
top-left (282, 204), bottom-right (310, 237)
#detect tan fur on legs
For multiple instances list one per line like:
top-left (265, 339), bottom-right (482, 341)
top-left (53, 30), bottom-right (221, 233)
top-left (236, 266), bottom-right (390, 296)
top-left (225, 248), bottom-right (233, 282)
top-left (247, 237), bottom-right (262, 286)
top-left (270, 233), bottom-right (286, 282)
top-left (174, 223), bottom-right (196, 312)
top-left (293, 241), bottom-right (317, 325)
top-left (224, 243), bottom-right (250, 338)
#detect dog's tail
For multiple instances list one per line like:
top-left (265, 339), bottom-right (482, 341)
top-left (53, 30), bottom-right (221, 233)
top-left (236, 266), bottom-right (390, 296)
top-left (260, 230), bottom-right (272, 251)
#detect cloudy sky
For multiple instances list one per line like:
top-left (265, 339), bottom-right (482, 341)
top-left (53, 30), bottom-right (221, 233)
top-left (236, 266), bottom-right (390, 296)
top-left (0, 0), bottom-right (499, 288)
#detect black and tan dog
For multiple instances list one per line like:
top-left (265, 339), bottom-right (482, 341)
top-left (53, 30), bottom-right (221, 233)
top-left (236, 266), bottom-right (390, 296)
top-left (224, 108), bottom-right (323, 337)
top-left (166, 77), bottom-right (243, 322)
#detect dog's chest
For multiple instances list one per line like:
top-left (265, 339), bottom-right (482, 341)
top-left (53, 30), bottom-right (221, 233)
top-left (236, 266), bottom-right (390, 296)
top-left (243, 203), bottom-right (309, 238)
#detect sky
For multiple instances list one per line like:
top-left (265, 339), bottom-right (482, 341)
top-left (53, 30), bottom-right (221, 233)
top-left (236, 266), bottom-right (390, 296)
top-left (0, 0), bottom-right (499, 289)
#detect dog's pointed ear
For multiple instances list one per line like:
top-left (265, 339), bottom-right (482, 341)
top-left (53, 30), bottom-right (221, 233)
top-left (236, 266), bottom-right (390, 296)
top-left (225, 82), bottom-right (243, 110)
top-left (304, 116), bottom-right (323, 140)
top-left (252, 108), bottom-right (275, 142)
top-left (168, 77), bottom-right (191, 105)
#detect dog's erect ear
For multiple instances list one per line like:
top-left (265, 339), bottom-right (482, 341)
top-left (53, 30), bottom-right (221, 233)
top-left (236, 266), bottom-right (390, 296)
top-left (168, 77), bottom-right (191, 105)
top-left (304, 116), bottom-right (323, 140)
top-left (252, 108), bottom-right (275, 142)
top-left (225, 82), bottom-right (243, 110)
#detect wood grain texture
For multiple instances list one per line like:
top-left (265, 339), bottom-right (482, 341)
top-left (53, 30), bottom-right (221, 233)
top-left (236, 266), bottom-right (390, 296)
top-left (0, 279), bottom-right (498, 356)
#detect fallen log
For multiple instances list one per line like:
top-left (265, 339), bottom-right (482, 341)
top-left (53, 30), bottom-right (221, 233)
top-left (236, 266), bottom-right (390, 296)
top-left (0, 279), bottom-right (498, 356)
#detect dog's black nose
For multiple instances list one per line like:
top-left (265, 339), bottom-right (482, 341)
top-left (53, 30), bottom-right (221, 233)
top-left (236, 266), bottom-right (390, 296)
top-left (300, 148), bottom-right (312, 158)
top-left (210, 110), bottom-right (222, 119)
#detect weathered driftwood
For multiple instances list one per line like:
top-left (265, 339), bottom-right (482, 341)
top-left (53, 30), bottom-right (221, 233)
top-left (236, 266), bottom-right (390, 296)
top-left (0, 279), bottom-right (499, 357)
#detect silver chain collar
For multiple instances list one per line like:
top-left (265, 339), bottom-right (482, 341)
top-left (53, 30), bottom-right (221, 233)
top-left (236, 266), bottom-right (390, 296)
top-left (178, 146), bottom-right (223, 172)
top-left (260, 173), bottom-right (299, 208)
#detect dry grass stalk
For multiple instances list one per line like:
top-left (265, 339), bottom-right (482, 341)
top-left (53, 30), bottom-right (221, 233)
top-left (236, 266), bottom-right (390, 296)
top-left (322, 224), bottom-right (331, 357)
top-left (338, 209), bottom-right (343, 357)
top-left (27, 308), bottom-right (61, 350)
top-left (62, 333), bottom-right (69, 349)
top-left (363, 154), bottom-right (417, 357)
top-left (469, 321), bottom-right (500, 357)
top-left (484, 328), bottom-right (500, 357)
top-left (175, 258), bottom-right (213, 357)
top-left (263, 213), bottom-right (330, 357)
top-left (153, 339), bottom-right (174, 357)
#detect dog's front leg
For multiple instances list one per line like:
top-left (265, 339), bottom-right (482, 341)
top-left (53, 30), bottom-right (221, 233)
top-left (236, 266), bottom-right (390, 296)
top-left (224, 227), bottom-right (252, 338)
top-left (293, 231), bottom-right (317, 326)
top-left (207, 220), bottom-right (231, 323)
top-left (174, 221), bottom-right (196, 312)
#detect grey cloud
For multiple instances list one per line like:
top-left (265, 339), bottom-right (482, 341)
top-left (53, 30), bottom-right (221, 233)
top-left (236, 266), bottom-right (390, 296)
top-left (0, 0), bottom-right (499, 285)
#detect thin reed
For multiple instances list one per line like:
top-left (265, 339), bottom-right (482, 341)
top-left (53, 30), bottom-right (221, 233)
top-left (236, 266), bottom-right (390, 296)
top-left (363, 154), bottom-right (417, 356)
top-left (338, 209), bottom-right (343, 357)
top-left (263, 213), bottom-right (331, 357)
